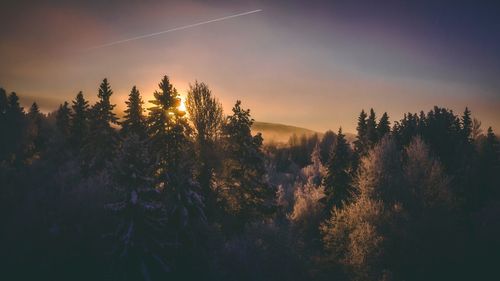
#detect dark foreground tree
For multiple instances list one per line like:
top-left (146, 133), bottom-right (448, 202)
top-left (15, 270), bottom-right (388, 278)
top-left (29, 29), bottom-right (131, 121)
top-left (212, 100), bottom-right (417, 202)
top-left (82, 78), bottom-right (119, 172)
top-left (322, 127), bottom-right (353, 210)
top-left (219, 100), bottom-right (274, 229)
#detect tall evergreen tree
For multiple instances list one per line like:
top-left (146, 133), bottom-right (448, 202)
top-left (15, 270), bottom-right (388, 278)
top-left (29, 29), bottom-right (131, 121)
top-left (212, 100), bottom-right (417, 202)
top-left (354, 109), bottom-right (368, 155)
top-left (323, 127), bottom-right (353, 210)
top-left (56, 101), bottom-right (71, 138)
top-left (4, 92), bottom-right (25, 164)
top-left (147, 75), bottom-right (205, 252)
top-left (366, 108), bottom-right (378, 146)
top-left (461, 107), bottom-right (473, 142)
top-left (377, 112), bottom-right (391, 138)
top-left (69, 91), bottom-right (89, 152)
top-left (26, 102), bottom-right (44, 158)
top-left (219, 100), bottom-right (273, 228)
top-left (0, 89), bottom-right (7, 161)
top-left (82, 78), bottom-right (119, 171)
top-left (121, 86), bottom-right (146, 138)
top-left (107, 133), bottom-right (170, 279)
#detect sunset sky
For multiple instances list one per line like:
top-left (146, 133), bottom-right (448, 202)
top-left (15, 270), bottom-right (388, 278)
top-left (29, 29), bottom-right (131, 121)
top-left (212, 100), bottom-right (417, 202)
top-left (1, 0), bottom-right (499, 133)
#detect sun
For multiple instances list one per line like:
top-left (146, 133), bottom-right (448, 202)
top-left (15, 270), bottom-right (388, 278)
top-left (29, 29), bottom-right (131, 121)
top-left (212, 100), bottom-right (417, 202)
top-left (178, 96), bottom-right (187, 113)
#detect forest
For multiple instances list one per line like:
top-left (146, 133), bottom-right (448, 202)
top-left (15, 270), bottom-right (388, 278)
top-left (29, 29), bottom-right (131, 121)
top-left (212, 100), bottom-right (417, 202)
top-left (0, 75), bottom-right (499, 281)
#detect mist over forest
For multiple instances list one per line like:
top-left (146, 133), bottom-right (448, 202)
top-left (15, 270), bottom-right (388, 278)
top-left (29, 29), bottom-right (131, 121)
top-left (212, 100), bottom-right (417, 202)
top-left (1, 75), bottom-right (499, 280)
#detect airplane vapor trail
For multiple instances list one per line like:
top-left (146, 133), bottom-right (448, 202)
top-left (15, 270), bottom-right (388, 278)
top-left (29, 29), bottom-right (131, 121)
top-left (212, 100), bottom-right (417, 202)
top-left (87, 9), bottom-right (262, 50)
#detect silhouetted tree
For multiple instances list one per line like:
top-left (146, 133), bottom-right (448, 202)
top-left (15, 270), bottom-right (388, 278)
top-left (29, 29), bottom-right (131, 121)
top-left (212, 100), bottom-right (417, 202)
top-left (121, 86), bottom-right (146, 138)
top-left (147, 75), bottom-right (205, 262)
top-left (354, 109), bottom-right (368, 158)
top-left (219, 100), bottom-right (273, 229)
top-left (377, 112), bottom-right (390, 138)
top-left (56, 101), bottom-right (71, 138)
top-left (366, 108), bottom-right (378, 146)
top-left (82, 78), bottom-right (119, 172)
top-left (461, 107), bottom-right (473, 142)
top-left (4, 92), bottom-right (25, 164)
top-left (26, 102), bottom-right (45, 158)
top-left (70, 91), bottom-right (89, 152)
top-left (323, 127), bottom-right (353, 210)
top-left (186, 81), bottom-right (224, 213)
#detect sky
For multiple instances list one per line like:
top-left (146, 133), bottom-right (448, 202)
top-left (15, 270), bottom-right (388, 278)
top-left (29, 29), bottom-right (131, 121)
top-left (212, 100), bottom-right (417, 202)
top-left (1, 0), bottom-right (499, 133)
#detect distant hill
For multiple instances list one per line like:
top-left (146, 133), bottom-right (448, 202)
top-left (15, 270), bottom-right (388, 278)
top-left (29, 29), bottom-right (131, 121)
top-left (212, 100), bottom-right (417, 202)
top-left (252, 121), bottom-right (356, 144)
top-left (252, 121), bottom-right (318, 144)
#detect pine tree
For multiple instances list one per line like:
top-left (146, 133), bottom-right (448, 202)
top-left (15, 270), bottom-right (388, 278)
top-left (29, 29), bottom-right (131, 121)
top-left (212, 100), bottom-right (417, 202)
top-left (219, 100), bottom-right (273, 228)
top-left (0, 89), bottom-right (7, 161)
top-left (377, 112), bottom-right (390, 138)
top-left (56, 101), bottom-right (71, 138)
top-left (69, 91), bottom-right (89, 152)
top-left (82, 78), bottom-right (119, 172)
top-left (323, 127), bottom-right (353, 210)
top-left (354, 109), bottom-right (368, 155)
top-left (26, 102), bottom-right (44, 158)
top-left (147, 75), bottom-right (205, 250)
top-left (186, 81), bottom-right (223, 213)
top-left (121, 86), bottom-right (146, 138)
top-left (107, 133), bottom-right (170, 279)
top-left (4, 92), bottom-right (25, 164)
top-left (366, 108), bottom-right (378, 146)
top-left (461, 107), bottom-right (472, 142)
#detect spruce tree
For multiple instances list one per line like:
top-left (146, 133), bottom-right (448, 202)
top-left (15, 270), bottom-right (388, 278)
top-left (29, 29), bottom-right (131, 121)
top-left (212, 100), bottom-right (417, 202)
top-left (69, 91), bottom-right (89, 152)
top-left (56, 101), bottom-right (71, 138)
top-left (121, 86), bottom-right (146, 138)
top-left (461, 107), bottom-right (472, 142)
top-left (354, 109), bottom-right (368, 155)
top-left (219, 100), bottom-right (273, 228)
top-left (366, 108), bottom-right (378, 146)
top-left (4, 92), bottom-right (25, 164)
top-left (26, 102), bottom-right (44, 158)
top-left (82, 78), bottom-right (119, 172)
top-left (0, 89), bottom-right (7, 161)
top-left (377, 112), bottom-right (391, 138)
top-left (147, 75), bottom-right (205, 249)
top-left (107, 133), bottom-right (170, 279)
top-left (322, 127), bottom-right (353, 209)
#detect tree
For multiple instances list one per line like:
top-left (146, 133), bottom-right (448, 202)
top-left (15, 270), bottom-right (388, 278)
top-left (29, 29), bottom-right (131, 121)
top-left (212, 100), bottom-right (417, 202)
top-left (56, 101), bottom-right (71, 138)
top-left (107, 133), bottom-right (170, 279)
top-left (319, 130), bottom-right (336, 165)
top-left (354, 109), bottom-right (368, 156)
top-left (377, 112), bottom-right (391, 138)
top-left (3, 92), bottom-right (25, 164)
top-left (404, 136), bottom-right (451, 211)
top-left (186, 81), bottom-right (224, 211)
top-left (323, 127), bottom-right (353, 210)
top-left (219, 100), bottom-right (273, 228)
top-left (0, 89), bottom-right (7, 161)
top-left (461, 107), bottom-right (472, 142)
top-left (147, 75), bottom-right (205, 258)
top-left (70, 91), bottom-right (89, 152)
top-left (82, 78), bottom-right (119, 172)
top-left (321, 137), bottom-right (404, 280)
top-left (366, 108), bottom-right (378, 146)
top-left (121, 86), bottom-right (146, 138)
top-left (26, 102), bottom-right (45, 158)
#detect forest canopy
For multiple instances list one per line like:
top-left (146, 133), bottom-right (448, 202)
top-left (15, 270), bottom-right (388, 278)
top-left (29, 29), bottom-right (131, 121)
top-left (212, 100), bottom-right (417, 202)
top-left (1, 76), bottom-right (499, 281)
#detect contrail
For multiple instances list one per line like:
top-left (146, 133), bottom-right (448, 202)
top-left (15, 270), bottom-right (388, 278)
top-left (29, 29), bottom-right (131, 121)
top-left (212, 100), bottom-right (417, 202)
top-left (87, 9), bottom-right (262, 50)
